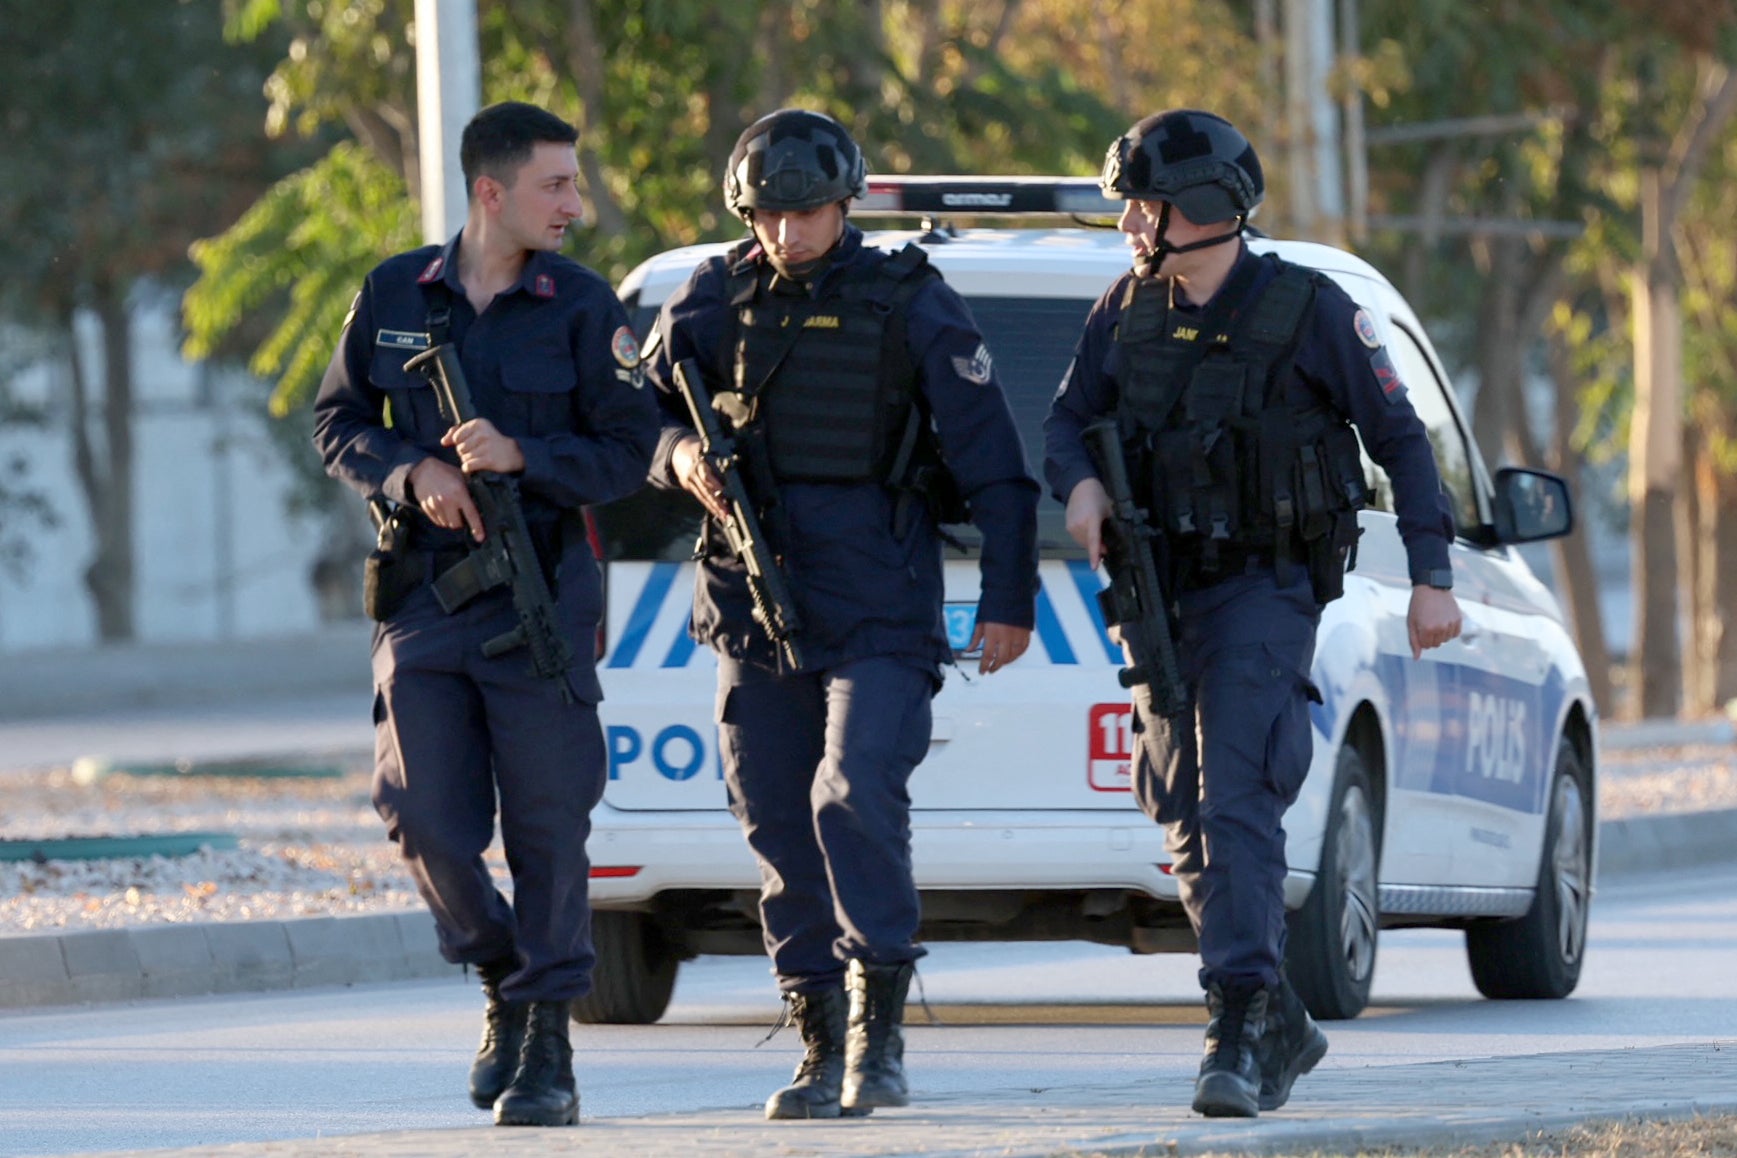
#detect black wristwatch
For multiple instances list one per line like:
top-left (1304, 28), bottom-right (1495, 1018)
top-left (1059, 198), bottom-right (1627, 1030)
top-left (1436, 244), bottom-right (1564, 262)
top-left (1410, 567), bottom-right (1454, 591)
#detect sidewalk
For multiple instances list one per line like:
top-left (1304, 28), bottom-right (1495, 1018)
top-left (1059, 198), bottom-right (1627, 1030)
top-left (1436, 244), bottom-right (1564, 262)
top-left (50, 1042), bottom-right (1737, 1158)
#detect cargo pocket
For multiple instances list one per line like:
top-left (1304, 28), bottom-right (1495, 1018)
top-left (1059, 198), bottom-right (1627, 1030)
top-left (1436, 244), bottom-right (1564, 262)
top-left (1258, 643), bottom-right (1322, 805)
top-left (1130, 681), bottom-right (1194, 827)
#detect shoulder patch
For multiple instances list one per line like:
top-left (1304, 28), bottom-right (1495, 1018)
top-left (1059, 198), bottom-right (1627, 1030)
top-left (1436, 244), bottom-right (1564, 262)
top-left (417, 256), bottom-right (445, 284)
top-left (950, 341), bottom-right (994, 385)
top-left (610, 325), bottom-right (641, 374)
top-left (1352, 307), bottom-right (1381, 349)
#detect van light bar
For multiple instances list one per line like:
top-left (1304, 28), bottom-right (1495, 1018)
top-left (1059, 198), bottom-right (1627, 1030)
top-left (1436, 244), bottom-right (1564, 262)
top-left (853, 176), bottom-right (1120, 219)
top-left (589, 866), bottom-right (642, 878)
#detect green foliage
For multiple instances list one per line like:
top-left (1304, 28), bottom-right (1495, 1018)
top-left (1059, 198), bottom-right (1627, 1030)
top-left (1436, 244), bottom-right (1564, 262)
top-left (0, 0), bottom-right (289, 318)
top-left (184, 142), bottom-right (417, 417)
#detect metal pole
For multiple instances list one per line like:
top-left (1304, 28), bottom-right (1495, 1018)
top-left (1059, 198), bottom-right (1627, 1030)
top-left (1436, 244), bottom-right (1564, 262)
top-left (1308, 0), bottom-right (1344, 244)
top-left (1283, 0), bottom-right (1316, 238)
top-left (415, 0), bottom-right (481, 245)
top-left (1339, 0), bottom-right (1367, 243)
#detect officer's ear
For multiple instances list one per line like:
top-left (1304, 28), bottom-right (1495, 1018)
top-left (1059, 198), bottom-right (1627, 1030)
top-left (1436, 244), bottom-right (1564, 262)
top-left (473, 172), bottom-right (508, 214)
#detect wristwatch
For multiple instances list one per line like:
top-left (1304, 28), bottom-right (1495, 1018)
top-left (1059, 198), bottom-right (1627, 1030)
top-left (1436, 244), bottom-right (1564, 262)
top-left (1410, 567), bottom-right (1454, 590)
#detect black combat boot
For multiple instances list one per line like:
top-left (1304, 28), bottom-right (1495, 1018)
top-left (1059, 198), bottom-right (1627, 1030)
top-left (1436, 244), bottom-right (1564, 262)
top-left (493, 1001), bottom-right (579, 1127)
top-left (765, 986), bottom-right (858, 1120)
top-left (841, 959), bottom-right (913, 1112)
top-left (467, 958), bottom-right (529, 1110)
top-left (1258, 970), bottom-right (1329, 1111)
top-left (1191, 980), bottom-right (1269, 1118)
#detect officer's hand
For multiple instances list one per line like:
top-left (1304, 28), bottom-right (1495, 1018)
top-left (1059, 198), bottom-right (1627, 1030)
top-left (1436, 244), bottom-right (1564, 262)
top-left (1065, 477), bottom-right (1113, 570)
top-left (1407, 585), bottom-right (1463, 660)
top-left (442, 418), bottom-right (525, 475)
top-left (672, 436), bottom-right (728, 521)
top-left (408, 457), bottom-right (485, 542)
top-left (971, 621), bottom-right (1032, 676)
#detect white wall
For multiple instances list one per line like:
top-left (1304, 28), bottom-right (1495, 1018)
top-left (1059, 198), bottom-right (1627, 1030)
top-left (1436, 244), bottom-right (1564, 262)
top-left (0, 293), bottom-right (327, 651)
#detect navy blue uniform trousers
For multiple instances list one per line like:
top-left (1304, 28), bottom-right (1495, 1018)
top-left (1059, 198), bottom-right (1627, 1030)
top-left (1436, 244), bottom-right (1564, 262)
top-left (370, 576), bottom-right (606, 1003)
top-left (1130, 569), bottom-right (1320, 991)
top-left (716, 654), bottom-right (934, 993)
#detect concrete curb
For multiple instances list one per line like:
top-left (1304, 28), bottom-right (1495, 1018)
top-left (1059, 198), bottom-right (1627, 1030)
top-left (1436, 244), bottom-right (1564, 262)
top-left (3, 807), bottom-right (1735, 1014)
top-left (0, 911), bottom-right (459, 1010)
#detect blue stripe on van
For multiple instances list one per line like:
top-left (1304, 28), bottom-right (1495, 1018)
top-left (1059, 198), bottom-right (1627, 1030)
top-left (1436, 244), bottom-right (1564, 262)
top-left (662, 621), bottom-right (699, 668)
top-left (1034, 584), bottom-right (1076, 665)
top-left (606, 561), bottom-right (678, 669)
top-left (1067, 558), bottom-right (1120, 663)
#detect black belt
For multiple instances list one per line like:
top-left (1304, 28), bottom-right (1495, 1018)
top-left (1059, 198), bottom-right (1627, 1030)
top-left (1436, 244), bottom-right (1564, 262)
top-left (1175, 540), bottom-right (1308, 592)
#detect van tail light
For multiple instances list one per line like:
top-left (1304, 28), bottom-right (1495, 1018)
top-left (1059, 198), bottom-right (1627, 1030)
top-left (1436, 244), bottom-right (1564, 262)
top-left (583, 506), bottom-right (607, 660)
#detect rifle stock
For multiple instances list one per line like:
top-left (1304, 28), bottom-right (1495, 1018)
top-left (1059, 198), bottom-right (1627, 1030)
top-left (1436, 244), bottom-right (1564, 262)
top-left (402, 344), bottom-right (576, 698)
top-left (1084, 419), bottom-right (1188, 718)
top-left (672, 358), bottom-right (806, 670)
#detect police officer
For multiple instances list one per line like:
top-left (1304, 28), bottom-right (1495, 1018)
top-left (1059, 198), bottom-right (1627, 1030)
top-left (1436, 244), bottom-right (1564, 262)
top-left (644, 109), bottom-right (1040, 1119)
top-left (1044, 110), bottom-right (1463, 1118)
top-left (312, 101), bottom-right (659, 1127)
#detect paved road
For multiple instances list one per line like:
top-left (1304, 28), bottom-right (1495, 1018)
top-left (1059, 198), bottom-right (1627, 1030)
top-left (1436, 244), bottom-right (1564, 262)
top-left (4, 865), bottom-right (1736, 1157)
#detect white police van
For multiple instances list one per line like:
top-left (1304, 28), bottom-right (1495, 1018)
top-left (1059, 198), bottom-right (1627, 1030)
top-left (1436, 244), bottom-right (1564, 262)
top-left (577, 177), bottom-right (1597, 1026)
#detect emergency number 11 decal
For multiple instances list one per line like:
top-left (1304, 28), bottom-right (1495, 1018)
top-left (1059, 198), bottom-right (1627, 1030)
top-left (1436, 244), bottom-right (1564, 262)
top-left (1089, 703), bottom-right (1133, 792)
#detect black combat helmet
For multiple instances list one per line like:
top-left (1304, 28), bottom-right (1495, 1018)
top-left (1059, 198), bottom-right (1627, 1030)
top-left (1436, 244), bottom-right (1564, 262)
top-left (724, 109), bottom-right (868, 223)
top-left (1100, 109), bottom-right (1264, 225)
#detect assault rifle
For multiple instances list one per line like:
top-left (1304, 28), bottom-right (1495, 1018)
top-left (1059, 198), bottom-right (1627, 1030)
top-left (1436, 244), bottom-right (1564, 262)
top-left (672, 358), bottom-right (806, 671)
top-left (402, 344), bottom-right (575, 700)
top-left (1084, 419), bottom-right (1188, 718)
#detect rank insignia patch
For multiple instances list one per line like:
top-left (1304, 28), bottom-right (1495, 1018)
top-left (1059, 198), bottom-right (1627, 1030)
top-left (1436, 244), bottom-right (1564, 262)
top-left (951, 342), bottom-right (995, 385)
top-left (1371, 346), bottom-right (1407, 403)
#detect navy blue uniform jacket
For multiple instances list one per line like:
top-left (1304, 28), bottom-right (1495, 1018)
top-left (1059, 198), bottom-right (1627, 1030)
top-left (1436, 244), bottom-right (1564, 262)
top-left (1044, 245), bottom-right (1454, 579)
top-left (312, 232), bottom-right (661, 691)
top-left (645, 225), bottom-right (1041, 676)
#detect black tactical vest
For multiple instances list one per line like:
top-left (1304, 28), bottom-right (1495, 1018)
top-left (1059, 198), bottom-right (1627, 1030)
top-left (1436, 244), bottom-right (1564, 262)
top-left (1114, 256), bottom-right (1371, 597)
top-left (723, 244), bottom-right (938, 484)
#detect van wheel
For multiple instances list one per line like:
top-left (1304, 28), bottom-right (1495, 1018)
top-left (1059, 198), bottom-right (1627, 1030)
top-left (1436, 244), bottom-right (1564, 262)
top-left (1465, 740), bottom-right (1591, 999)
top-left (569, 911), bottom-right (679, 1025)
top-left (1287, 743), bottom-right (1380, 1020)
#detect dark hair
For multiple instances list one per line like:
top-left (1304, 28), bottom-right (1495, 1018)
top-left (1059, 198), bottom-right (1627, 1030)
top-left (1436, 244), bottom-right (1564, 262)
top-left (460, 102), bottom-right (579, 196)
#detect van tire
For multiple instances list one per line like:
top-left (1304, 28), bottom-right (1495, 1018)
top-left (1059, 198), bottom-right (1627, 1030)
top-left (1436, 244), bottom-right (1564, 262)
top-left (1287, 743), bottom-right (1380, 1020)
top-left (1465, 740), bottom-right (1591, 1000)
top-left (568, 911), bottom-right (679, 1025)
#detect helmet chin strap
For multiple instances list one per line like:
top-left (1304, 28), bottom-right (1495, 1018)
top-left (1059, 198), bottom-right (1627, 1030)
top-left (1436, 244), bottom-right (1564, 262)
top-left (1133, 200), bottom-right (1246, 278)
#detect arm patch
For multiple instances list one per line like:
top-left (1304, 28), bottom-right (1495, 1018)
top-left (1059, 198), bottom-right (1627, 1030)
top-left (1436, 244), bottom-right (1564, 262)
top-left (1370, 346), bottom-right (1407, 404)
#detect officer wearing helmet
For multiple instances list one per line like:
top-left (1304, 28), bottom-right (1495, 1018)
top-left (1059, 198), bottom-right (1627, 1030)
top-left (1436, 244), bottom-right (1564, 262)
top-left (643, 109), bottom-right (1040, 1119)
top-left (1044, 110), bottom-right (1463, 1118)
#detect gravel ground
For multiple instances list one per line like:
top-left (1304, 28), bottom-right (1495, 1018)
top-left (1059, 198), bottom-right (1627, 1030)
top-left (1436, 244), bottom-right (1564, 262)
top-left (2, 742), bottom-right (1734, 936)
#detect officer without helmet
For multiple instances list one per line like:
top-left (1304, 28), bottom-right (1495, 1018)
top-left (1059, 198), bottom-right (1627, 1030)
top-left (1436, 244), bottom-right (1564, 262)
top-left (643, 108), bottom-right (1041, 1120)
top-left (312, 101), bottom-right (660, 1127)
top-left (1043, 109), bottom-right (1463, 1118)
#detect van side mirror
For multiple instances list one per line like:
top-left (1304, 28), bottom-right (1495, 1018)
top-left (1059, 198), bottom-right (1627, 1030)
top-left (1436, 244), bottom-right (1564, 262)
top-left (1492, 467), bottom-right (1573, 544)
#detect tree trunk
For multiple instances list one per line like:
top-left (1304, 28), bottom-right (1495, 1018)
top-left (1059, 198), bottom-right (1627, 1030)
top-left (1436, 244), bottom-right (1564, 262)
top-left (71, 286), bottom-right (135, 642)
top-left (1690, 412), bottom-right (1737, 714)
top-left (565, 0), bottom-right (627, 239)
top-left (1682, 421), bottom-right (1709, 714)
top-left (1710, 458), bottom-right (1737, 711)
top-left (1545, 333), bottom-right (1613, 717)
top-left (1628, 169), bottom-right (1682, 718)
top-left (1469, 239), bottom-right (1524, 472)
